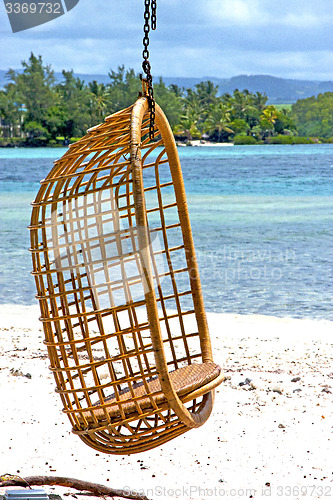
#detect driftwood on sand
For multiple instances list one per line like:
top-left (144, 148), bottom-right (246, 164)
top-left (0, 475), bottom-right (149, 500)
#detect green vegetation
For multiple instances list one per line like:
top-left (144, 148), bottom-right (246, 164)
top-left (265, 135), bottom-right (316, 145)
top-left (274, 104), bottom-right (292, 112)
top-left (291, 93), bottom-right (333, 140)
top-left (234, 134), bottom-right (257, 145)
top-left (0, 53), bottom-right (332, 147)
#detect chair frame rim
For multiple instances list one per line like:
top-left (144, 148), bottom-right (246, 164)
top-left (130, 97), bottom-right (218, 428)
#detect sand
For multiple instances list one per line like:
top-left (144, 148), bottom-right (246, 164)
top-left (179, 141), bottom-right (234, 147)
top-left (0, 304), bottom-right (332, 499)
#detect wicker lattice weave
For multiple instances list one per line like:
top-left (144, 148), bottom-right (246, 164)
top-left (29, 97), bottom-right (224, 454)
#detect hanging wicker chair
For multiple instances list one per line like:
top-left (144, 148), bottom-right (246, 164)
top-left (29, 96), bottom-right (224, 455)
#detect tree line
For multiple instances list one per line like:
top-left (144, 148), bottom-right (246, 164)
top-left (0, 53), bottom-right (332, 147)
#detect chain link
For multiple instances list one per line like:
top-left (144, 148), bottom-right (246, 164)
top-left (151, 0), bottom-right (156, 29)
top-left (142, 0), bottom-right (156, 139)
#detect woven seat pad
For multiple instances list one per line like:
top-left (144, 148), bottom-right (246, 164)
top-left (80, 362), bottom-right (221, 421)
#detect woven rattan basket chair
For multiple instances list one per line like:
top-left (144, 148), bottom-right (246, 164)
top-left (29, 96), bottom-right (224, 455)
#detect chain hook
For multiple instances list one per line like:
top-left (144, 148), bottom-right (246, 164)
top-left (140, 74), bottom-right (149, 96)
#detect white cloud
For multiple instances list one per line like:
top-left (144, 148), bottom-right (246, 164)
top-left (0, 0), bottom-right (332, 81)
top-left (282, 12), bottom-right (322, 28)
top-left (154, 46), bottom-right (333, 81)
top-left (203, 0), bottom-right (332, 28)
top-left (205, 0), bottom-right (267, 25)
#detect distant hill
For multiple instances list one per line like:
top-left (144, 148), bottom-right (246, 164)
top-left (1, 69), bottom-right (332, 104)
top-left (161, 75), bottom-right (333, 104)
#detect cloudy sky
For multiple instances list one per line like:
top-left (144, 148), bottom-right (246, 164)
top-left (1, 0), bottom-right (332, 80)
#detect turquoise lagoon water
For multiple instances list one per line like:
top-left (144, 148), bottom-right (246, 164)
top-left (0, 144), bottom-right (332, 319)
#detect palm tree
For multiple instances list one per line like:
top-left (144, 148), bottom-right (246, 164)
top-left (203, 102), bottom-right (234, 142)
top-left (252, 91), bottom-right (268, 113)
top-left (260, 105), bottom-right (278, 136)
top-left (174, 89), bottom-right (203, 140)
top-left (195, 80), bottom-right (219, 109)
top-left (174, 107), bottom-right (201, 141)
top-left (88, 81), bottom-right (108, 122)
top-left (230, 89), bottom-right (256, 120)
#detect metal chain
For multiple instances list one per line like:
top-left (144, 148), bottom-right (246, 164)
top-left (142, 0), bottom-right (156, 139)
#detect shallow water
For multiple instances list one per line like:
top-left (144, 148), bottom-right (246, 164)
top-left (0, 144), bottom-right (332, 319)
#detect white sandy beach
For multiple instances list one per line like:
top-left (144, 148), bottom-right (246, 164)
top-left (0, 304), bottom-right (332, 500)
top-left (178, 140), bottom-right (234, 147)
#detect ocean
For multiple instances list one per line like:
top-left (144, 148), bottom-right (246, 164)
top-left (0, 144), bottom-right (332, 320)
